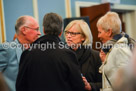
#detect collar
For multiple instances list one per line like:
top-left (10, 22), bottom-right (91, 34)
top-left (71, 46), bottom-right (91, 66)
top-left (102, 33), bottom-right (129, 54)
top-left (113, 33), bottom-right (129, 41)
top-left (34, 35), bottom-right (61, 44)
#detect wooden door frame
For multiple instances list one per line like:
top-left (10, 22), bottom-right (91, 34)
top-left (0, 0), bottom-right (6, 43)
top-left (75, 1), bottom-right (136, 39)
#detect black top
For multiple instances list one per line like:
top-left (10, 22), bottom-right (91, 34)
top-left (16, 35), bottom-right (85, 91)
top-left (71, 46), bottom-right (102, 91)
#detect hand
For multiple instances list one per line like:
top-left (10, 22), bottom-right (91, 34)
top-left (82, 76), bottom-right (91, 91)
top-left (100, 49), bottom-right (106, 62)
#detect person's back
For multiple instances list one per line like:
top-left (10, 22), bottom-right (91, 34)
top-left (16, 13), bottom-right (85, 91)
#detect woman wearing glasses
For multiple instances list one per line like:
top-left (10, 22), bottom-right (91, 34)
top-left (64, 20), bottom-right (102, 91)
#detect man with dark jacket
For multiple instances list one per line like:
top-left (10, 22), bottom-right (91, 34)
top-left (16, 13), bottom-right (85, 91)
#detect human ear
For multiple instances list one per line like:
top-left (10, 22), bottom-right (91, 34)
top-left (59, 32), bottom-right (62, 37)
top-left (21, 26), bottom-right (27, 35)
top-left (81, 36), bottom-right (85, 41)
top-left (107, 29), bottom-right (112, 37)
top-left (59, 27), bottom-right (63, 37)
top-left (43, 27), bottom-right (46, 35)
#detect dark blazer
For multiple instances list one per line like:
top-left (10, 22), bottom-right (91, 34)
top-left (72, 46), bottom-right (102, 91)
top-left (16, 35), bottom-right (85, 91)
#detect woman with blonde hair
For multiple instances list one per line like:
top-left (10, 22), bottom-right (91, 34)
top-left (64, 20), bottom-right (102, 91)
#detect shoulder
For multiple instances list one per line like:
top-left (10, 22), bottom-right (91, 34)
top-left (90, 49), bottom-right (100, 57)
top-left (19, 49), bottom-right (34, 67)
top-left (56, 47), bottom-right (77, 59)
top-left (0, 42), bottom-right (13, 53)
top-left (108, 40), bottom-right (132, 62)
top-left (53, 47), bottom-right (79, 64)
top-left (113, 39), bottom-right (131, 52)
top-left (89, 49), bottom-right (101, 63)
top-left (0, 42), bottom-right (17, 65)
top-left (91, 49), bottom-right (99, 54)
top-left (0, 41), bottom-right (19, 50)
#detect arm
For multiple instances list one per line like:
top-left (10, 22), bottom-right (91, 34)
top-left (82, 76), bottom-right (91, 91)
top-left (0, 44), bottom-right (9, 72)
top-left (100, 49), bottom-right (106, 62)
top-left (89, 50), bottom-right (102, 91)
top-left (104, 45), bottom-right (132, 84)
top-left (62, 51), bottom-right (85, 91)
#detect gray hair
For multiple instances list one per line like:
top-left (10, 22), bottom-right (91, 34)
top-left (97, 11), bottom-right (121, 36)
top-left (15, 15), bottom-right (34, 34)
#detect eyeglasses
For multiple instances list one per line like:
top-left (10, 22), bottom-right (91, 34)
top-left (24, 26), bottom-right (39, 31)
top-left (65, 31), bottom-right (82, 37)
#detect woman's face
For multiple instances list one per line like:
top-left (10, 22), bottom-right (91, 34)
top-left (97, 26), bottom-right (112, 43)
top-left (65, 24), bottom-right (85, 48)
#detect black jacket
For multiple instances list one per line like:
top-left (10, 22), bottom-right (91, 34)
top-left (16, 35), bottom-right (85, 91)
top-left (72, 46), bottom-right (102, 91)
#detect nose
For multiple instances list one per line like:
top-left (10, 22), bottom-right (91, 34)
top-left (98, 34), bottom-right (100, 38)
top-left (37, 30), bottom-right (41, 35)
top-left (37, 31), bottom-right (41, 38)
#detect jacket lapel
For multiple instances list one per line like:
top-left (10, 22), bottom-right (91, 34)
top-left (15, 39), bottom-right (22, 63)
